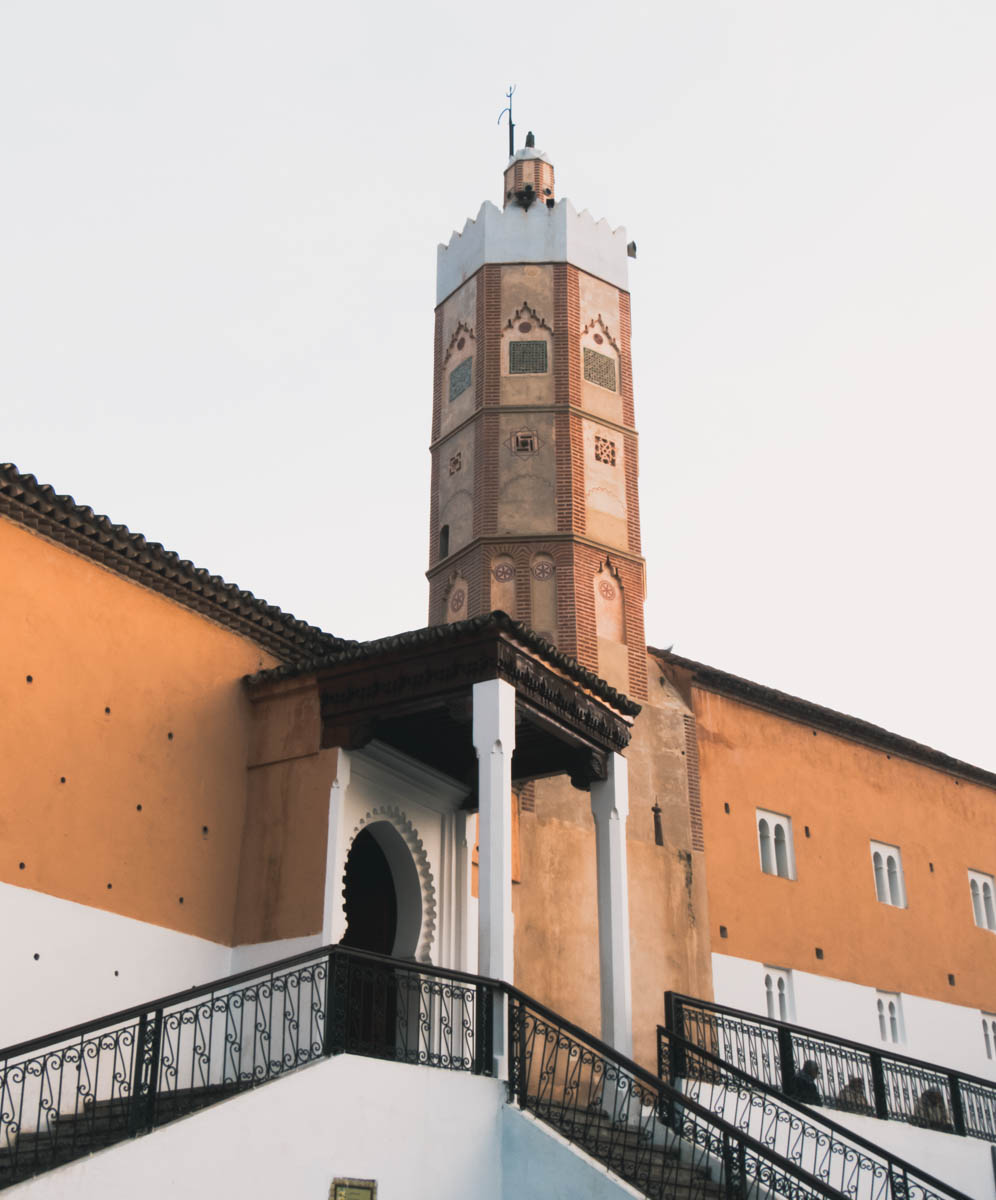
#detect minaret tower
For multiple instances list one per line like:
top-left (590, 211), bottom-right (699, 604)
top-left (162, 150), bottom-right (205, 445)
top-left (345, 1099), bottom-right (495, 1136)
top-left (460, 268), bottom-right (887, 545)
top-left (428, 134), bottom-right (647, 699)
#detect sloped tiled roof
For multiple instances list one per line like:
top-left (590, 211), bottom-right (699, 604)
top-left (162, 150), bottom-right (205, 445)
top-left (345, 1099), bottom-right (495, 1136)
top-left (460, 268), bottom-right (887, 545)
top-left (653, 647), bottom-right (996, 791)
top-left (1, 463), bottom-right (353, 664)
top-left (248, 610), bottom-right (642, 717)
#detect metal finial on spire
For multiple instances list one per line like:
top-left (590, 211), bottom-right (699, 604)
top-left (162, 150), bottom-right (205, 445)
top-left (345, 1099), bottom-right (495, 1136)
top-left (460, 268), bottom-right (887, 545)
top-left (498, 85), bottom-right (516, 158)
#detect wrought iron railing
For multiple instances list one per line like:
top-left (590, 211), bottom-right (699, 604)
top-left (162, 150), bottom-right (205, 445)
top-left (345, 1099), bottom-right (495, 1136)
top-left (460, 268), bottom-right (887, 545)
top-left (508, 989), bottom-right (866, 1200)
top-left (0, 946), bottom-right (494, 1189)
top-left (664, 992), bottom-right (996, 1142)
top-left (657, 1025), bottom-right (970, 1200)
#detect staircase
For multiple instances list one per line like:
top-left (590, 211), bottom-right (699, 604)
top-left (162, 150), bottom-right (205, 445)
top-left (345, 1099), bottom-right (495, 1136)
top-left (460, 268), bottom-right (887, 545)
top-left (0, 948), bottom-right (969, 1198)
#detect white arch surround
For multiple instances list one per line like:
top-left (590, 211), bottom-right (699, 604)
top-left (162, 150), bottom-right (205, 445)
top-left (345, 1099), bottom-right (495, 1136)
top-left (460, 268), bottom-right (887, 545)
top-left (324, 743), bottom-right (475, 973)
top-left (344, 806), bottom-right (437, 963)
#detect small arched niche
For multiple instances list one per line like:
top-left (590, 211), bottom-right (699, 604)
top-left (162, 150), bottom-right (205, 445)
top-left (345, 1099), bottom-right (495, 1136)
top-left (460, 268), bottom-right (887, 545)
top-left (340, 821), bottom-right (423, 960)
top-left (491, 554), bottom-right (517, 616)
top-left (530, 552), bottom-right (557, 643)
top-left (444, 573), bottom-right (469, 624)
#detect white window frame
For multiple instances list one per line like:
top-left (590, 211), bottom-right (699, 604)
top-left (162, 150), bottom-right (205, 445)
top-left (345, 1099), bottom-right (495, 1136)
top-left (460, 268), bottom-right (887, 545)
top-left (756, 809), bottom-right (796, 880)
top-left (876, 991), bottom-right (906, 1044)
top-left (870, 841), bottom-right (906, 908)
top-left (763, 966), bottom-right (795, 1022)
top-left (983, 1012), bottom-right (996, 1060)
top-left (968, 870), bottom-right (996, 931)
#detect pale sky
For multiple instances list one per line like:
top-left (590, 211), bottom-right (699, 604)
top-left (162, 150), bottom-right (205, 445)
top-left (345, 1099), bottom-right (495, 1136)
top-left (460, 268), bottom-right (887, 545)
top-left (2, 3), bottom-right (994, 769)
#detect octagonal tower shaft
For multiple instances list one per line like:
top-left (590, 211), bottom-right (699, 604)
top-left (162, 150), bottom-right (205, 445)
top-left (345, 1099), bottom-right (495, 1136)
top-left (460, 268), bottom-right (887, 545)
top-left (428, 145), bottom-right (647, 700)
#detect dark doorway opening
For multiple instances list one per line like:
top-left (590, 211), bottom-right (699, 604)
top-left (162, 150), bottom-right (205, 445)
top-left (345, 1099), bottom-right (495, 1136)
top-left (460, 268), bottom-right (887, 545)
top-left (341, 827), bottom-right (398, 955)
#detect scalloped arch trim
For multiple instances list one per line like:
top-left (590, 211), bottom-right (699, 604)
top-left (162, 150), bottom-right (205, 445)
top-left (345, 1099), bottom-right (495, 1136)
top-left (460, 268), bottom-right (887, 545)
top-left (345, 806), bottom-right (437, 963)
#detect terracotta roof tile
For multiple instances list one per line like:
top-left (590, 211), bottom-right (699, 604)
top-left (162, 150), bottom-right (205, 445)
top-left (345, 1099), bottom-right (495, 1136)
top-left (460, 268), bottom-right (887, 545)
top-left (1, 463), bottom-right (353, 664)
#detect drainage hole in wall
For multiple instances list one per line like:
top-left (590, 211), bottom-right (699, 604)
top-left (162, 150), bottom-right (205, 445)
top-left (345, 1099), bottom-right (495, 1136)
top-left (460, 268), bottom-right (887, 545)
top-left (33, 953), bottom-right (40, 961)
top-left (723, 803), bottom-right (730, 814)
top-left (105, 706), bottom-right (111, 714)
top-left (929, 862), bottom-right (934, 872)
top-left (179, 897), bottom-right (184, 904)
top-left (26, 675), bottom-right (33, 683)
top-left (114, 970), bottom-right (119, 977)
top-left (107, 882), bottom-right (112, 890)
top-left (948, 974), bottom-right (956, 986)
top-left (60, 777), bottom-right (66, 784)
top-left (136, 804), bottom-right (142, 812)
top-left (815, 947), bottom-right (824, 959)
top-left (19, 862), bottom-right (25, 870)
top-left (719, 925), bottom-right (728, 939)
top-left (804, 826), bottom-right (811, 838)
top-left (167, 732), bottom-right (174, 741)
top-left (202, 825), bottom-right (209, 836)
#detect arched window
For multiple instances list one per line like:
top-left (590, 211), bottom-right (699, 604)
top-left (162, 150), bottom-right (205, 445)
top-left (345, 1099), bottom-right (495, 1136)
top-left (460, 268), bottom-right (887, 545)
top-left (968, 871), bottom-right (996, 930)
top-left (871, 842), bottom-right (905, 907)
top-left (877, 991), bottom-right (904, 1044)
top-left (758, 820), bottom-right (774, 875)
top-left (765, 974), bottom-right (775, 1019)
top-left (757, 809), bottom-right (794, 879)
top-left (873, 852), bottom-right (887, 903)
top-left (776, 976), bottom-right (788, 1021)
top-left (763, 966), bottom-right (793, 1022)
top-left (774, 825), bottom-right (789, 879)
top-left (983, 1016), bottom-right (993, 1060)
top-left (886, 856), bottom-right (901, 907)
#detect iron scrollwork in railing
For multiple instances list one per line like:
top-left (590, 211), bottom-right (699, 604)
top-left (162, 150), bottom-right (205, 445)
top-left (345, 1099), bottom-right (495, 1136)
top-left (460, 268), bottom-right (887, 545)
top-left (665, 991), bottom-right (996, 1143)
top-left (507, 989), bottom-right (856, 1200)
top-left (656, 1025), bottom-right (970, 1200)
top-left (0, 946), bottom-right (495, 1190)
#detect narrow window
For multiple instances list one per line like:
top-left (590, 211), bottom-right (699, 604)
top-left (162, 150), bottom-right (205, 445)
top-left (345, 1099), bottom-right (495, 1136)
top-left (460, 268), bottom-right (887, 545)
top-left (774, 825), bottom-right (789, 878)
top-left (877, 1000), bottom-right (887, 1040)
top-left (888, 1001), bottom-right (899, 1043)
top-left (971, 879), bottom-right (983, 926)
top-left (758, 819), bottom-right (774, 875)
top-left (984, 883), bottom-right (995, 930)
top-left (873, 852), bottom-right (887, 903)
top-left (765, 974), bottom-right (775, 1019)
top-left (438, 524), bottom-right (449, 559)
top-left (777, 977), bottom-right (788, 1022)
top-left (887, 856), bottom-right (901, 906)
top-left (984, 1016), bottom-right (993, 1060)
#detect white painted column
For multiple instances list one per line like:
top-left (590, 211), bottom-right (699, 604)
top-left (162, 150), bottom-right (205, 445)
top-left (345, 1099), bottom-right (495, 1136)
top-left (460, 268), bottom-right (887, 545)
top-left (590, 751), bottom-right (633, 1058)
top-left (472, 678), bottom-right (516, 1076)
top-left (322, 749), bottom-right (351, 946)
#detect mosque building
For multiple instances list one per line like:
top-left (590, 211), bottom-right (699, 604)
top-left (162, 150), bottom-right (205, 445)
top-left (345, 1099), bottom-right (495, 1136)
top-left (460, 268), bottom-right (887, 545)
top-left (1, 135), bottom-right (994, 1197)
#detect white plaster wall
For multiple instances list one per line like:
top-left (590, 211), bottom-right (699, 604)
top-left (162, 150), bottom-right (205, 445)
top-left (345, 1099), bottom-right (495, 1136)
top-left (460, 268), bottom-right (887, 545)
top-left (229, 931), bottom-right (322, 975)
top-left (502, 1108), bottom-right (641, 1199)
top-left (826, 1108), bottom-right (996, 1199)
top-left (0, 880), bottom-right (233, 1048)
top-left (437, 200), bottom-right (629, 302)
top-left (712, 952), bottom-right (996, 1080)
top-left (13, 1055), bottom-right (638, 1200)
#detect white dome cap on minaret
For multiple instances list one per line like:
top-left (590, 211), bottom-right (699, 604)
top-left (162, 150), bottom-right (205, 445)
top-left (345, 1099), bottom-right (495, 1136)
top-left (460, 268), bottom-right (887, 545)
top-left (503, 132), bottom-right (555, 210)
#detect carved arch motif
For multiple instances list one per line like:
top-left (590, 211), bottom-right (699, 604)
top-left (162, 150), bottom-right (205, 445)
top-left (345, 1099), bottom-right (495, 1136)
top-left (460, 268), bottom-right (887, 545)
top-left (344, 805), bottom-right (437, 963)
top-left (443, 322), bottom-right (475, 366)
top-left (503, 301), bottom-right (554, 335)
top-left (581, 315), bottom-right (619, 354)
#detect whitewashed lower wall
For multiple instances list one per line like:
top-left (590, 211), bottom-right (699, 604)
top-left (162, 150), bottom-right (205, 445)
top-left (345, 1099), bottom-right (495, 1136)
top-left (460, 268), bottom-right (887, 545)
top-left (12, 1054), bottom-right (636, 1200)
top-left (0, 881), bottom-right (234, 1048)
top-left (712, 953), bottom-right (996, 1081)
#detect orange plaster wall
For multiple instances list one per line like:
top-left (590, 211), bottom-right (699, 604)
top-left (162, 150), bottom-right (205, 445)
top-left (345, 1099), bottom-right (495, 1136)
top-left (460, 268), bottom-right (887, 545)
top-left (694, 688), bottom-right (996, 1010)
top-left (1, 516), bottom-right (279, 944)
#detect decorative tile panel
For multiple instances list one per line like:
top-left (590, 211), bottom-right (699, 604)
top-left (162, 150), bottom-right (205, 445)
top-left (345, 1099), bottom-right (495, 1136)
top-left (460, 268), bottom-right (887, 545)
top-left (509, 340), bottom-right (548, 374)
top-left (449, 356), bottom-right (472, 402)
top-left (594, 435), bottom-right (616, 466)
top-left (583, 347), bottom-right (616, 391)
